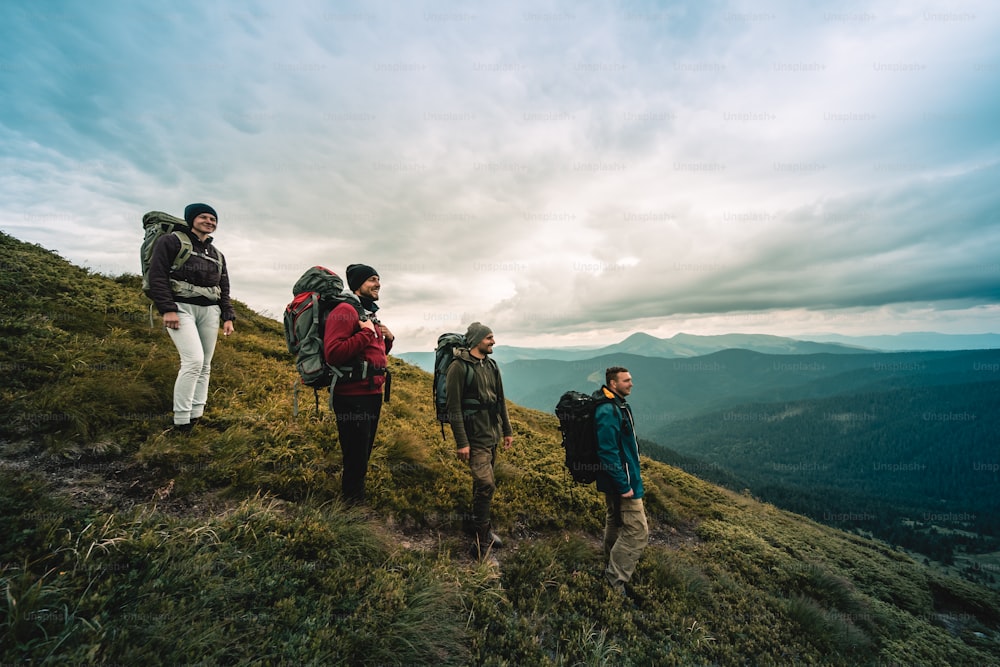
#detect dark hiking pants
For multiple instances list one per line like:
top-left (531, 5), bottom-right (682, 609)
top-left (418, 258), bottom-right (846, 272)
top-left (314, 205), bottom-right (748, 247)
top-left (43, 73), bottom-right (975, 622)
top-left (333, 393), bottom-right (383, 504)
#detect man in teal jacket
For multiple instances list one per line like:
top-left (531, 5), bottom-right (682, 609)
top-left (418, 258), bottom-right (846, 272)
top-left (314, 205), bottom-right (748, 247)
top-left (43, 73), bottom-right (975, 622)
top-left (594, 366), bottom-right (648, 596)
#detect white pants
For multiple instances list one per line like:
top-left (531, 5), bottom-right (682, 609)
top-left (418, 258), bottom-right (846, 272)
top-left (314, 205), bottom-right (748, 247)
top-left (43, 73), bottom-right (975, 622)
top-left (166, 303), bottom-right (221, 425)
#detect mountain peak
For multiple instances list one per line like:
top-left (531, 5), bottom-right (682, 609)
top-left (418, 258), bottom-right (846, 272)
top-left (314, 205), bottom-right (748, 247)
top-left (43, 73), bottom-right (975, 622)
top-left (620, 331), bottom-right (662, 343)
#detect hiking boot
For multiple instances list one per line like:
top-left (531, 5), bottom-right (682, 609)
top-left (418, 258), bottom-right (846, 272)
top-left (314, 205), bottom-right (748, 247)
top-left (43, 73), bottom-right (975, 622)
top-left (469, 536), bottom-right (501, 564)
top-left (171, 422), bottom-right (193, 435)
top-left (477, 523), bottom-right (504, 549)
top-left (469, 536), bottom-right (499, 564)
top-left (470, 525), bottom-right (503, 561)
top-left (606, 579), bottom-right (638, 608)
top-left (485, 529), bottom-right (503, 549)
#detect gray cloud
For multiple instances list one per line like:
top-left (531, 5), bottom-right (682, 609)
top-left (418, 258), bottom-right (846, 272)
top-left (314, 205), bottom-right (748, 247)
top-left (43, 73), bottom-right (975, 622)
top-left (1, 0), bottom-right (999, 350)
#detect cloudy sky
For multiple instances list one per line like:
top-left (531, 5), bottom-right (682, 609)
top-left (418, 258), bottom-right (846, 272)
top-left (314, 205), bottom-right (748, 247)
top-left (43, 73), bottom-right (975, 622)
top-left (2, 0), bottom-right (999, 352)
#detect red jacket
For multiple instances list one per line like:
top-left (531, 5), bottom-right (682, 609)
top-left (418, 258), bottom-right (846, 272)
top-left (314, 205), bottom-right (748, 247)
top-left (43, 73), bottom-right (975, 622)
top-left (323, 302), bottom-right (392, 396)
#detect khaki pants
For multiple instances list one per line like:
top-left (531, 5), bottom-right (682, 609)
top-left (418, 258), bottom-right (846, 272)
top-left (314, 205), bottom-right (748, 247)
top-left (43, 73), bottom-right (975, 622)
top-left (469, 446), bottom-right (497, 527)
top-left (603, 494), bottom-right (649, 587)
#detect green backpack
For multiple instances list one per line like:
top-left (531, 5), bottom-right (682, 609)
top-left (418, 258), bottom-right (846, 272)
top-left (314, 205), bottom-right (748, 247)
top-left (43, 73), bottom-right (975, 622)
top-left (283, 266), bottom-right (369, 415)
top-left (433, 333), bottom-right (495, 440)
top-left (140, 211), bottom-right (193, 298)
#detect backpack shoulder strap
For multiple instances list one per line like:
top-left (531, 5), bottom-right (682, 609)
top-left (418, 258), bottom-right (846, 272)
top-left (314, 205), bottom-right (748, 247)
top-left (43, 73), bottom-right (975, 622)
top-left (170, 231), bottom-right (193, 271)
top-left (464, 359), bottom-right (475, 393)
top-left (446, 355), bottom-right (472, 382)
top-left (190, 239), bottom-right (224, 271)
top-left (329, 295), bottom-right (368, 323)
top-left (208, 245), bottom-right (225, 269)
top-left (488, 357), bottom-right (505, 403)
top-left (448, 356), bottom-right (482, 405)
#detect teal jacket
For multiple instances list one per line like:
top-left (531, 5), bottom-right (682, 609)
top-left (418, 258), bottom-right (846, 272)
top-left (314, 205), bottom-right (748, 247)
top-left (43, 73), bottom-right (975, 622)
top-left (594, 386), bottom-right (643, 499)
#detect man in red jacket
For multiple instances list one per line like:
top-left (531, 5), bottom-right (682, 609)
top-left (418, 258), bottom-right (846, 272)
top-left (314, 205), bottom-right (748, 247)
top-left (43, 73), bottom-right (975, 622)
top-left (323, 264), bottom-right (394, 504)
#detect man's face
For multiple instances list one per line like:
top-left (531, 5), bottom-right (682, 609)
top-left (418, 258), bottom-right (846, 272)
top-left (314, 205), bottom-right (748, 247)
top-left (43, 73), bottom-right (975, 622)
top-left (609, 372), bottom-right (633, 397)
top-left (356, 275), bottom-right (380, 300)
top-left (192, 212), bottom-right (217, 236)
top-left (475, 333), bottom-right (496, 356)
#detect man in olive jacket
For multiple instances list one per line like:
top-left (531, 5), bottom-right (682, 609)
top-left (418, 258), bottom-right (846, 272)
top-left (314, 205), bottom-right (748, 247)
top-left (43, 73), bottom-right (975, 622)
top-left (595, 366), bottom-right (648, 595)
top-left (446, 322), bottom-right (513, 560)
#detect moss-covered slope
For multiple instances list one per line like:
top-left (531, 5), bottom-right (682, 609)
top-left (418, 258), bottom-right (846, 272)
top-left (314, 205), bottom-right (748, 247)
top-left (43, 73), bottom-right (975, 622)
top-left (2, 230), bottom-right (998, 666)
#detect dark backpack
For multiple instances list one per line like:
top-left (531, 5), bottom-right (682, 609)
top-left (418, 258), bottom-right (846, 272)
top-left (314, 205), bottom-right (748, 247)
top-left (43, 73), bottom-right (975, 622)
top-left (140, 211), bottom-right (193, 298)
top-left (432, 333), bottom-right (483, 440)
top-left (555, 390), bottom-right (616, 484)
top-left (283, 266), bottom-right (367, 415)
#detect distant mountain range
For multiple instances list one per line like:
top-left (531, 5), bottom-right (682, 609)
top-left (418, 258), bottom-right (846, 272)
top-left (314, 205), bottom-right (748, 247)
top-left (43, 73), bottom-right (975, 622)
top-left (801, 331), bottom-right (1000, 351)
top-left (494, 347), bottom-right (1000, 425)
top-left (396, 331), bottom-right (868, 371)
top-left (396, 330), bottom-right (1000, 372)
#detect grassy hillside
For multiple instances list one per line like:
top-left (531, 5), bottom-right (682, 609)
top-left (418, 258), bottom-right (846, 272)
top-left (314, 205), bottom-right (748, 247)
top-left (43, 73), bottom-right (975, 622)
top-left (660, 384), bottom-right (1000, 572)
top-left (2, 230), bottom-right (1000, 665)
top-left (661, 385), bottom-right (999, 525)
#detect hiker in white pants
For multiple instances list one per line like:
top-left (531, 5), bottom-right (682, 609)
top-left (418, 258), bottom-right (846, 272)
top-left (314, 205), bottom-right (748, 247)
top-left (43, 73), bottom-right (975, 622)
top-left (167, 302), bottom-right (224, 427)
top-left (147, 203), bottom-right (236, 432)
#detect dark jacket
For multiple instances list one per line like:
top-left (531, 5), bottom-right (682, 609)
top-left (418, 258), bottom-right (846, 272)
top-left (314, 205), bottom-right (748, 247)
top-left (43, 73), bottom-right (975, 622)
top-left (594, 386), bottom-right (643, 498)
top-left (323, 301), bottom-right (392, 396)
top-left (148, 230), bottom-right (236, 321)
top-left (445, 349), bottom-right (512, 449)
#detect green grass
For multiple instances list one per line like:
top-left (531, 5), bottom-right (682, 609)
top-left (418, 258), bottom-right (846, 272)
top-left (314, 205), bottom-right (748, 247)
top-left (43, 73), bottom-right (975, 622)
top-left (1, 488), bottom-right (470, 665)
top-left (2, 230), bottom-right (999, 665)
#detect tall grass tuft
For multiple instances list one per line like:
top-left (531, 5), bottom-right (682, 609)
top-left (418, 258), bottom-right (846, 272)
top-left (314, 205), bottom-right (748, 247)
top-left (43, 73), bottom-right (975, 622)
top-left (561, 621), bottom-right (625, 667)
top-left (785, 593), bottom-right (873, 657)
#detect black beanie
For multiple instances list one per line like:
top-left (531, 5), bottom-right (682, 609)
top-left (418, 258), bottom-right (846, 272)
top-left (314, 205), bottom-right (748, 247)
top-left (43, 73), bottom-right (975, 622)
top-left (184, 203), bottom-right (218, 225)
top-left (346, 264), bottom-right (378, 292)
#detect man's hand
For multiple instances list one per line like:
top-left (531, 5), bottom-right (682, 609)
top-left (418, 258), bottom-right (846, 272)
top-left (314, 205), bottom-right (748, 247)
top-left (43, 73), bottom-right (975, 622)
top-left (223, 320), bottom-right (235, 337)
top-left (378, 323), bottom-right (394, 342)
top-left (163, 311), bottom-right (180, 330)
top-left (456, 446), bottom-right (470, 462)
top-left (621, 489), bottom-right (635, 499)
top-left (502, 435), bottom-right (513, 450)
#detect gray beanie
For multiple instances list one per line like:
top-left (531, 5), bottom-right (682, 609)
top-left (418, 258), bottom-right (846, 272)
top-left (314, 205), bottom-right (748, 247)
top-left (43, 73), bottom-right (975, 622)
top-left (465, 322), bottom-right (493, 348)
